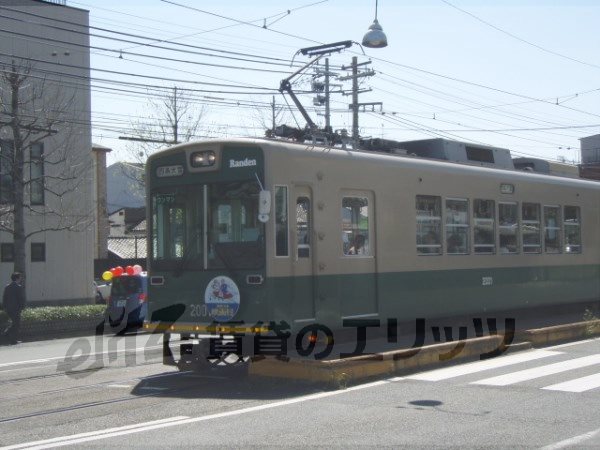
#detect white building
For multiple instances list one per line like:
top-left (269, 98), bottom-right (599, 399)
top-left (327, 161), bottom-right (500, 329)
top-left (0, 0), bottom-right (94, 304)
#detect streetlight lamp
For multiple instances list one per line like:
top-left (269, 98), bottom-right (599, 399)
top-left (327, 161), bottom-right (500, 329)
top-left (362, 0), bottom-right (388, 49)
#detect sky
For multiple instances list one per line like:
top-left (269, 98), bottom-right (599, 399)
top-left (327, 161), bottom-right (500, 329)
top-left (67, 0), bottom-right (600, 165)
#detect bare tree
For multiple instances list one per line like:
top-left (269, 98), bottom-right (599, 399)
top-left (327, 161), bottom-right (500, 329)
top-left (122, 87), bottom-right (207, 187)
top-left (252, 96), bottom-right (291, 137)
top-left (0, 59), bottom-right (92, 280)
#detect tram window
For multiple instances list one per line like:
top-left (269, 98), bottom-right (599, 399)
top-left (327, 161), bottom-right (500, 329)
top-left (342, 197), bottom-right (370, 256)
top-left (543, 206), bottom-right (561, 254)
top-left (499, 202), bottom-right (518, 254)
top-left (296, 196), bottom-right (310, 258)
top-left (416, 195), bottom-right (442, 255)
top-left (152, 190), bottom-right (202, 261)
top-left (216, 204), bottom-right (232, 242)
top-left (473, 199), bottom-right (495, 254)
top-left (166, 207), bottom-right (184, 258)
top-left (275, 186), bottom-right (289, 257)
top-left (563, 206), bottom-right (581, 253)
top-left (445, 198), bottom-right (469, 255)
top-left (522, 203), bottom-right (541, 254)
top-left (207, 181), bottom-right (264, 270)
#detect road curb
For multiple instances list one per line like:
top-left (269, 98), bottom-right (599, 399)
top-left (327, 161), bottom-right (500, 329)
top-left (249, 319), bottom-right (600, 385)
top-left (17, 316), bottom-right (104, 341)
top-left (250, 335), bottom-right (506, 385)
top-left (518, 319), bottom-right (600, 346)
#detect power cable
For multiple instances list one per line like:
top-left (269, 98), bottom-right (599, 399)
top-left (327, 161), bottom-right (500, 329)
top-left (160, 0), bottom-right (322, 46)
top-left (0, 53), bottom-right (279, 92)
top-left (121, 0), bottom-right (328, 52)
top-left (0, 6), bottom-right (295, 64)
top-left (0, 12), bottom-right (298, 70)
top-left (440, 0), bottom-right (600, 71)
top-left (367, 57), bottom-right (600, 120)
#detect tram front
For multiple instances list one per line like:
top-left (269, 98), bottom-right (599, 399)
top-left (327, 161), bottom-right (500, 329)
top-left (145, 142), bottom-right (268, 369)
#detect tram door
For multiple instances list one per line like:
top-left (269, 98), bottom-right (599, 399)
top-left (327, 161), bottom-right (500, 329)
top-left (291, 186), bottom-right (315, 322)
top-left (340, 191), bottom-right (377, 318)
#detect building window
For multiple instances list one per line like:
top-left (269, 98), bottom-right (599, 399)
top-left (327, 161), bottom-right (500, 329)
top-left (499, 202), bottom-right (518, 254)
top-left (1, 243), bottom-right (14, 262)
top-left (30, 142), bottom-right (44, 205)
top-left (342, 197), bottom-right (370, 256)
top-left (522, 203), bottom-right (541, 253)
top-left (445, 198), bottom-right (469, 254)
top-left (0, 140), bottom-right (14, 204)
top-left (473, 199), bottom-right (495, 254)
top-left (274, 186), bottom-right (288, 257)
top-left (563, 206), bottom-right (581, 253)
top-left (31, 243), bottom-right (46, 262)
top-left (416, 195), bottom-right (442, 255)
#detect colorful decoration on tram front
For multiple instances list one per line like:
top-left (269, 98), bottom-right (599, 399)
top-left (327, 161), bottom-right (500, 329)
top-left (204, 276), bottom-right (240, 322)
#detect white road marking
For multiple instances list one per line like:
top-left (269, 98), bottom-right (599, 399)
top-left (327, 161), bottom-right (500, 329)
top-left (0, 359), bottom-right (53, 368)
top-left (107, 384), bottom-right (133, 389)
top-left (542, 373), bottom-right (600, 393)
top-left (540, 426), bottom-right (600, 450)
top-left (0, 416), bottom-right (190, 450)
top-left (544, 337), bottom-right (599, 350)
top-left (406, 350), bottom-right (562, 382)
top-left (2, 380), bottom-right (388, 449)
top-left (0, 345), bottom-right (163, 370)
top-left (472, 354), bottom-right (600, 386)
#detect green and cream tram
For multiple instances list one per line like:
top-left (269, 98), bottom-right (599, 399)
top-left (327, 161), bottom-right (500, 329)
top-left (145, 138), bottom-right (600, 367)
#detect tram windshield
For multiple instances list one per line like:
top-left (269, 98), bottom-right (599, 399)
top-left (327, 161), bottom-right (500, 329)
top-left (151, 180), bottom-right (264, 271)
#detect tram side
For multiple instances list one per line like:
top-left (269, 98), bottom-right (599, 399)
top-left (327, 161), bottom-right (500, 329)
top-left (261, 140), bottom-right (600, 332)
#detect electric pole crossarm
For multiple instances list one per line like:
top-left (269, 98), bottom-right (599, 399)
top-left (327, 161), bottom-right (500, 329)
top-left (338, 70), bottom-right (375, 81)
top-left (118, 136), bottom-right (178, 144)
top-left (350, 102), bottom-right (383, 111)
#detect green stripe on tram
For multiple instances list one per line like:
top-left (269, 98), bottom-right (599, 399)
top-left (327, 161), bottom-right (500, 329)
top-left (267, 264), bottom-right (600, 329)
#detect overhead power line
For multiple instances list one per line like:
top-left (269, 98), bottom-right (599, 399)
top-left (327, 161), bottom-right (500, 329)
top-left (2, 1), bottom-right (594, 161)
top-left (440, 0), bottom-right (600, 71)
top-left (0, 53), bottom-right (279, 92)
top-left (375, 73), bottom-right (595, 139)
top-left (0, 6), bottom-right (295, 64)
top-left (160, 0), bottom-right (322, 46)
top-left (121, 0), bottom-right (329, 52)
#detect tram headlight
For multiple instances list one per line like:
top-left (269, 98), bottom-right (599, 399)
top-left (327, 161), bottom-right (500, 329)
top-left (190, 151), bottom-right (216, 167)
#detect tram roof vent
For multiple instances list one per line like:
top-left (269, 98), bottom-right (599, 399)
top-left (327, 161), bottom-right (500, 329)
top-left (513, 157), bottom-right (580, 178)
top-left (373, 138), bottom-right (515, 170)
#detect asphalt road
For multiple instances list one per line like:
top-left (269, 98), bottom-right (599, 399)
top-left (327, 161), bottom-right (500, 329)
top-left (0, 332), bottom-right (599, 449)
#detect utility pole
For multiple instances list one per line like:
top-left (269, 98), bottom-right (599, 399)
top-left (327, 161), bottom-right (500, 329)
top-left (351, 57), bottom-right (359, 149)
top-left (272, 96), bottom-right (276, 131)
top-left (311, 58), bottom-right (334, 135)
top-left (340, 58), bottom-right (376, 150)
top-left (325, 58), bottom-right (331, 132)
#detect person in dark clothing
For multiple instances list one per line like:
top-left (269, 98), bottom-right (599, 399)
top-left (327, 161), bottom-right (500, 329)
top-left (2, 272), bottom-right (26, 345)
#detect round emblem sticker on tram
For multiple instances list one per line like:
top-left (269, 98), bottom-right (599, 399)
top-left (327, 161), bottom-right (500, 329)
top-left (204, 276), bottom-right (241, 322)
